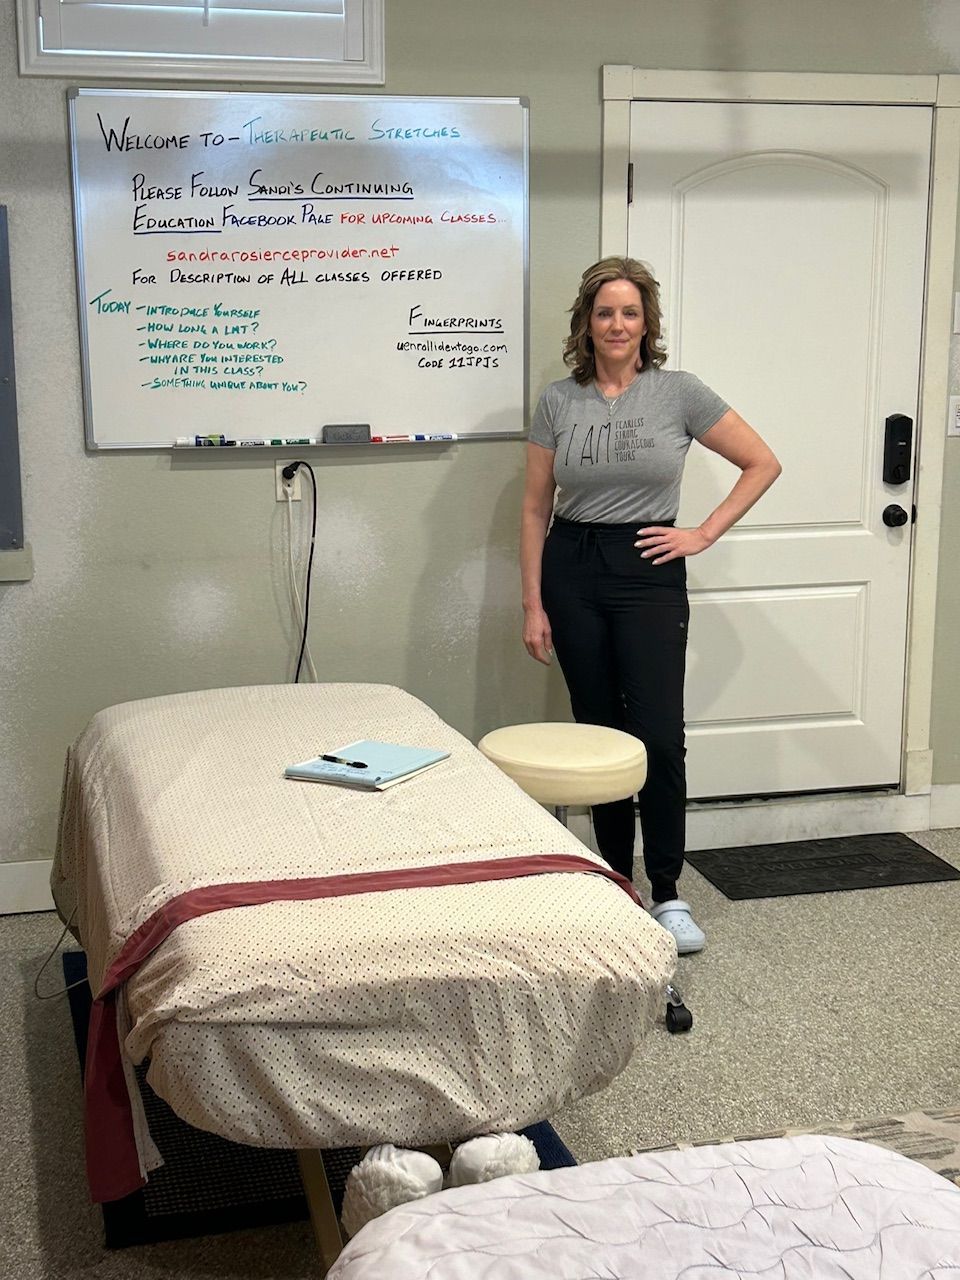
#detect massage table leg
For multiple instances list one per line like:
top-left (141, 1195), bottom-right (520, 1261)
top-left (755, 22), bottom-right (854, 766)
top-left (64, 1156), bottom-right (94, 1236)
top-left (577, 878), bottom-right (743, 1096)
top-left (297, 1150), bottom-right (348, 1276)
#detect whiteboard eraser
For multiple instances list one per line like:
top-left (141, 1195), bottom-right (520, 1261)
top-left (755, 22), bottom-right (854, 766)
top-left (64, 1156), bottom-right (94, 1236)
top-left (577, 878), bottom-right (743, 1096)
top-left (321, 423), bottom-right (371, 444)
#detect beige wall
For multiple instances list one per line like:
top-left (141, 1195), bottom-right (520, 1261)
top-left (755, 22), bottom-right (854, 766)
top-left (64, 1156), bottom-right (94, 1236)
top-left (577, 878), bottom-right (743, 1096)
top-left (2, 0), bottom-right (960, 869)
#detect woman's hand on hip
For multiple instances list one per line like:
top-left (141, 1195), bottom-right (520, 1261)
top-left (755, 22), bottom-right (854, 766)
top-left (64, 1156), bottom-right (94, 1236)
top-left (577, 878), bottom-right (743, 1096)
top-left (522, 606), bottom-right (553, 665)
top-left (635, 525), bottom-right (712, 564)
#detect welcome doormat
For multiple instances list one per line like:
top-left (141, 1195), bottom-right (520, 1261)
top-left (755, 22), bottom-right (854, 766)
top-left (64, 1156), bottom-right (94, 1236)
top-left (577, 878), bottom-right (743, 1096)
top-left (63, 951), bottom-right (575, 1248)
top-left (684, 832), bottom-right (960, 900)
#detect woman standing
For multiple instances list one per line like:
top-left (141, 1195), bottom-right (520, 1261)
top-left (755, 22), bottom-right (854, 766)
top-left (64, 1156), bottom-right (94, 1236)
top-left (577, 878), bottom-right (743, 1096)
top-left (521, 257), bottom-right (780, 953)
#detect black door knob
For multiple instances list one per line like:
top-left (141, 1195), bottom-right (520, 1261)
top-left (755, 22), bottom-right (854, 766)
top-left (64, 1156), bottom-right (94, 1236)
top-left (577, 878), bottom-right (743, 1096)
top-left (882, 504), bottom-right (909, 528)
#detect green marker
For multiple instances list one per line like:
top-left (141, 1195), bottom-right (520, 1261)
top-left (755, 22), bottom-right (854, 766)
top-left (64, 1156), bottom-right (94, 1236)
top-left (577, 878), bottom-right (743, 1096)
top-left (269, 437), bottom-right (316, 446)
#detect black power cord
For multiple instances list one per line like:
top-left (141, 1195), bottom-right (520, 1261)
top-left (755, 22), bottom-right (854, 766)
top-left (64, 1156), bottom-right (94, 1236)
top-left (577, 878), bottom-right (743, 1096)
top-left (282, 460), bottom-right (317, 683)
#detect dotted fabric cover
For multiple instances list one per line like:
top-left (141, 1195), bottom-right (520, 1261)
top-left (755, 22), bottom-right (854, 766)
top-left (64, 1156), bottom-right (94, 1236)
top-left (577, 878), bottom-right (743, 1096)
top-left (53, 684), bottom-right (675, 1150)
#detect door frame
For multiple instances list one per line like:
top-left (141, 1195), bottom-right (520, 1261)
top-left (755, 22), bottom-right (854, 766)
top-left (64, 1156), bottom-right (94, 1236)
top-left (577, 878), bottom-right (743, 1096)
top-left (601, 67), bottom-right (960, 815)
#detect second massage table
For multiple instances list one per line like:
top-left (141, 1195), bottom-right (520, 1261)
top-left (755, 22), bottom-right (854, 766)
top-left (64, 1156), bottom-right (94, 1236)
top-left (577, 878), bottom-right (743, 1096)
top-left (325, 1134), bottom-right (960, 1279)
top-left (51, 682), bottom-right (676, 1204)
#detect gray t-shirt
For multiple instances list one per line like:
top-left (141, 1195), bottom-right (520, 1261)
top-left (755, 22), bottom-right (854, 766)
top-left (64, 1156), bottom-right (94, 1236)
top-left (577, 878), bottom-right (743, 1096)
top-left (528, 369), bottom-right (729, 523)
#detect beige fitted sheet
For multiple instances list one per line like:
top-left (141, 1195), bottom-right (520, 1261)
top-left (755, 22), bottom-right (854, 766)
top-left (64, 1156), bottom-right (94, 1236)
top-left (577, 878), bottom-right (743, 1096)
top-left (53, 683), bottom-right (675, 1149)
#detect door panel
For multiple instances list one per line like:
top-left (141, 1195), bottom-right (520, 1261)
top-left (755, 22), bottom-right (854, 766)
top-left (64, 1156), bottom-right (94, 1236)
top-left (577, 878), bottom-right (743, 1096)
top-left (687, 586), bottom-right (866, 722)
top-left (628, 102), bottom-right (932, 797)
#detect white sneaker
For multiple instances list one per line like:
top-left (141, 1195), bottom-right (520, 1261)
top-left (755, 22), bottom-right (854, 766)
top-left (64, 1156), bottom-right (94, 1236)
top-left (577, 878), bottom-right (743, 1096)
top-left (650, 899), bottom-right (706, 954)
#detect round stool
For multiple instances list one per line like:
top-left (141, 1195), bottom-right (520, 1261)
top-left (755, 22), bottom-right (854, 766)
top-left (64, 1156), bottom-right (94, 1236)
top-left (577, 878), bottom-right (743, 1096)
top-left (476, 722), bottom-right (647, 825)
top-left (478, 720), bottom-right (693, 1035)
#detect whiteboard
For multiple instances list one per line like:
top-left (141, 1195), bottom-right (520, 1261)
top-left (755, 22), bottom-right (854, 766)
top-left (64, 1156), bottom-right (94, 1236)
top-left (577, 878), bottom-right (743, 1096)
top-left (67, 89), bottom-right (528, 449)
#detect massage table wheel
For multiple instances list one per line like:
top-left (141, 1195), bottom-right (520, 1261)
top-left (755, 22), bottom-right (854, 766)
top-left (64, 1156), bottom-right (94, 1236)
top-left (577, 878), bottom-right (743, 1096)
top-left (665, 983), bottom-right (693, 1033)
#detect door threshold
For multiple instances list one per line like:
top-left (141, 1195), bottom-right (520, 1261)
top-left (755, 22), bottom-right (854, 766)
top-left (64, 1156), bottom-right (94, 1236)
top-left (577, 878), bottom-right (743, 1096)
top-left (683, 787), bottom-right (930, 851)
top-left (685, 784), bottom-right (900, 811)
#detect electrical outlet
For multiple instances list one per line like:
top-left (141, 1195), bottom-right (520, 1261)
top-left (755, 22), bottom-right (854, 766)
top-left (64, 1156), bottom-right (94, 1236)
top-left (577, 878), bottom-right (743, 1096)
top-left (948, 397), bottom-right (960, 438)
top-left (275, 460), bottom-right (302, 501)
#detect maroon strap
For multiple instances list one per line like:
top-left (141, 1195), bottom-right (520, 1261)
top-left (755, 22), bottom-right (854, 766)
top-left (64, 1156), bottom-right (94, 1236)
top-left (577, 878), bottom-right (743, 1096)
top-left (85, 854), bottom-right (641, 1202)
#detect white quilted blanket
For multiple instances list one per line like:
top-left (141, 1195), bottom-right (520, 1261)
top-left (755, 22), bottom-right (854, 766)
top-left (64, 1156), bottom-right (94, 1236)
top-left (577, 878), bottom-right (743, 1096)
top-left (328, 1134), bottom-right (960, 1279)
top-left (53, 683), bottom-right (675, 1159)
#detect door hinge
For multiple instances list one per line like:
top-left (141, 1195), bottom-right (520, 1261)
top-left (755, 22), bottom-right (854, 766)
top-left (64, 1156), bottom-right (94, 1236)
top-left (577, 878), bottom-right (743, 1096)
top-left (626, 162), bottom-right (634, 206)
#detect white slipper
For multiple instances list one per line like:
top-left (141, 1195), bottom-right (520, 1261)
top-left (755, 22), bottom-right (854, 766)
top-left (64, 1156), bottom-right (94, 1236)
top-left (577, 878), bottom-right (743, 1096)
top-left (650, 899), bottom-right (706, 954)
top-left (340, 1144), bottom-right (443, 1238)
top-left (446, 1133), bottom-right (540, 1187)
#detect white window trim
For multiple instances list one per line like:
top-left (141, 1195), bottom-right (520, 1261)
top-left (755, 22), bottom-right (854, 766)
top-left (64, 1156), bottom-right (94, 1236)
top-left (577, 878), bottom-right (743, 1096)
top-left (17, 0), bottom-right (383, 83)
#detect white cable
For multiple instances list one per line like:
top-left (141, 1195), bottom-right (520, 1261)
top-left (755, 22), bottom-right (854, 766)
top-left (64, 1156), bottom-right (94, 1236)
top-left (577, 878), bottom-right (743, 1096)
top-left (33, 907), bottom-right (88, 1000)
top-left (285, 487), bottom-right (318, 682)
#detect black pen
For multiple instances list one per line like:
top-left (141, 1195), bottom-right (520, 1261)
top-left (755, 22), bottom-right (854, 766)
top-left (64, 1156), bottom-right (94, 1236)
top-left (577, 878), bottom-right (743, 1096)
top-left (320, 754), bottom-right (368, 768)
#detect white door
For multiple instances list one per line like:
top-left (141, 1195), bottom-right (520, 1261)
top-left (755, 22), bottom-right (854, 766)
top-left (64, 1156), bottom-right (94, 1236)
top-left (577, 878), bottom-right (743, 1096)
top-left (627, 101), bottom-right (932, 799)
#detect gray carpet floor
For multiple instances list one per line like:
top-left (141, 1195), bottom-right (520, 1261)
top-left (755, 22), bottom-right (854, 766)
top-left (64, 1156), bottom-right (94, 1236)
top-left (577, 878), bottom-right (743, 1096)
top-left (4, 827), bottom-right (960, 1278)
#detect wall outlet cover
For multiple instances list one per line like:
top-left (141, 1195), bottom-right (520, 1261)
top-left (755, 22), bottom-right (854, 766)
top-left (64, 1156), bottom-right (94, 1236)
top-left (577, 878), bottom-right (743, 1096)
top-left (275, 461), bottom-right (302, 500)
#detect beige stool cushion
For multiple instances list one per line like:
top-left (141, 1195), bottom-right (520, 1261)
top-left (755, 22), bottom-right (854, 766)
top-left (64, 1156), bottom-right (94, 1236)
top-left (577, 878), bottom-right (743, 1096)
top-left (477, 723), bottom-right (647, 807)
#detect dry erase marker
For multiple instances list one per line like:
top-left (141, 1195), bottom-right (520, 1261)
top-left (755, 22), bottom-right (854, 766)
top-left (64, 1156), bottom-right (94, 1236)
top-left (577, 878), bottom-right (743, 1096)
top-left (372, 433), bottom-right (458, 443)
top-left (175, 434), bottom-right (227, 447)
top-left (269, 437), bottom-right (316, 446)
top-left (237, 439), bottom-right (266, 447)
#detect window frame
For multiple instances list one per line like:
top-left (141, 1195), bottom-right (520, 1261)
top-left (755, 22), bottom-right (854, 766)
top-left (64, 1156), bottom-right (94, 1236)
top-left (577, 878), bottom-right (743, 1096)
top-left (16, 0), bottom-right (383, 83)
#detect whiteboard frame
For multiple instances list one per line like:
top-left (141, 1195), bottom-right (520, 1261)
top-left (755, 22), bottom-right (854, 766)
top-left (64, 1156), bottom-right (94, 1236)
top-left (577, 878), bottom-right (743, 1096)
top-left (67, 88), bottom-right (530, 449)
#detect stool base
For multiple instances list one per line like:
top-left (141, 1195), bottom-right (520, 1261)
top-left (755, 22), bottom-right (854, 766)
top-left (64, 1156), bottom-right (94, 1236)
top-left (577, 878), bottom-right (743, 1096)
top-left (552, 804), bottom-right (693, 1035)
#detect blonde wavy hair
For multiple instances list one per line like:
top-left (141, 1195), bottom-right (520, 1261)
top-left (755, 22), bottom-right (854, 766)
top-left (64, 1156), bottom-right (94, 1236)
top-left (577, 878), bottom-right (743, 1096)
top-left (562, 257), bottom-right (667, 385)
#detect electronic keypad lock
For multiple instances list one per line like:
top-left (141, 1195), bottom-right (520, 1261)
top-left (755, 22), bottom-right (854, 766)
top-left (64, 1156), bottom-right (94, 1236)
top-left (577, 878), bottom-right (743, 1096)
top-left (883, 414), bottom-right (913, 485)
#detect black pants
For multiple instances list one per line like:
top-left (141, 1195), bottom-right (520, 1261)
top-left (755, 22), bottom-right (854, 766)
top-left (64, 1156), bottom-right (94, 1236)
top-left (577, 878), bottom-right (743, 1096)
top-left (540, 516), bottom-right (689, 902)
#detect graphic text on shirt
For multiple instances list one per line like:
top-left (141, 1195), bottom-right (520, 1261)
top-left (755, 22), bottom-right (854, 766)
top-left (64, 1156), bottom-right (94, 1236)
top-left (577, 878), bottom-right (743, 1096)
top-left (563, 417), bottom-right (653, 466)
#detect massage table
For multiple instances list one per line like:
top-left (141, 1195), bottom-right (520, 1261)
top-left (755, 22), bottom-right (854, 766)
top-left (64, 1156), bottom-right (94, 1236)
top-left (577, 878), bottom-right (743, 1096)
top-left (52, 683), bottom-right (675, 1232)
top-left (327, 1134), bottom-right (960, 1278)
